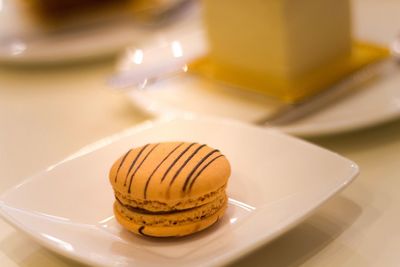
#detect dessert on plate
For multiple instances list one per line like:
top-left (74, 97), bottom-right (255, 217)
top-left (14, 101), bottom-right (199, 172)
top-left (109, 142), bottom-right (231, 237)
top-left (191, 0), bottom-right (388, 103)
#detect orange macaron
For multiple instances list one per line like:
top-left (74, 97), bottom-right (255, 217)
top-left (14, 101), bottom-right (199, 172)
top-left (109, 142), bottom-right (231, 237)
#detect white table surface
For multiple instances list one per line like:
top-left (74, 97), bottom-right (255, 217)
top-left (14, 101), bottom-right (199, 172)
top-left (1, 0), bottom-right (400, 266)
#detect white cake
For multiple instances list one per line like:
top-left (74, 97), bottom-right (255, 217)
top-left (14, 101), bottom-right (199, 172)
top-left (202, 0), bottom-right (352, 79)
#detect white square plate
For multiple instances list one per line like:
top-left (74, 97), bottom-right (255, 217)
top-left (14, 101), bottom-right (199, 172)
top-left (0, 117), bottom-right (359, 267)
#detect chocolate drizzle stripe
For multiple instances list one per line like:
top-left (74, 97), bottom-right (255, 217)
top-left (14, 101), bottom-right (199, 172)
top-left (168, 144), bottom-right (206, 187)
top-left (160, 143), bottom-right (197, 183)
top-left (123, 144), bottom-right (150, 186)
top-left (138, 226), bottom-right (153, 237)
top-left (182, 149), bottom-right (219, 192)
top-left (116, 196), bottom-right (203, 215)
top-left (139, 226), bottom-right (173, 238)
top-left (128, 143), bottom-right (159, 193)
top-left (114, 149), bottom-right (132, 183)
top-left (138, 226), bottom-right (145, 235)
top-left (188, 155), bottom-right (224, 191)
top-left (143, 143), bottom-right (184, 199)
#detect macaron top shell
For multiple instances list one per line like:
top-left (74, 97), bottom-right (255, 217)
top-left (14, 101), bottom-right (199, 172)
top-left (109, 142), bottom-right (230, 210)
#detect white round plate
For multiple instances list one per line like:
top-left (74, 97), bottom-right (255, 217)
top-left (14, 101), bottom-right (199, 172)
top-left (0, 0), bottom-right (198, 64)
top-left (0, 117), bottom-right (358, 267)
top-left (121, 0), bottom-right (400, 137)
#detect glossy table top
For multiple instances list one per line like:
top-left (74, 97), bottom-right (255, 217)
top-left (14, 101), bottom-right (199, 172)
top-left (1, 0), bottom-right (400, 266)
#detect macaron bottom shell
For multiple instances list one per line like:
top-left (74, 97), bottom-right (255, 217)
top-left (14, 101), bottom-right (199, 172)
top-left (113, 200), bottom-right (227, 237)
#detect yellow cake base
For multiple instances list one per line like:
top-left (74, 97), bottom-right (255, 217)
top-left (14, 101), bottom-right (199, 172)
top-left (189, 42), bottom-right (389, 103)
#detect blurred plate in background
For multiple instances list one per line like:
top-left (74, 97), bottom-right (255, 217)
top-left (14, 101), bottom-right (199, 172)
top-left (0, 0), bottom-right (198, 64)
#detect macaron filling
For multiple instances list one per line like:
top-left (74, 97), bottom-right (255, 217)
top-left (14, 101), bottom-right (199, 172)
top-left (114, 184), bottom-right (227, 212)
top-left (114, 193), bottom-right (227, 227)
top-left (116, 197), bottom-right (200, 215)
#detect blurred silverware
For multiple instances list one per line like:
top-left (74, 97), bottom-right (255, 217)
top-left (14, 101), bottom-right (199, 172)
top-left (256, 37), bottom-right (400, 126)
top-left (256, 59), bottom-right (398, 126)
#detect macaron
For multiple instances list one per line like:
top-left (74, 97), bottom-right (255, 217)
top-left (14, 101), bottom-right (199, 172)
top-left (109, 142), bottom-right (231, 237)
